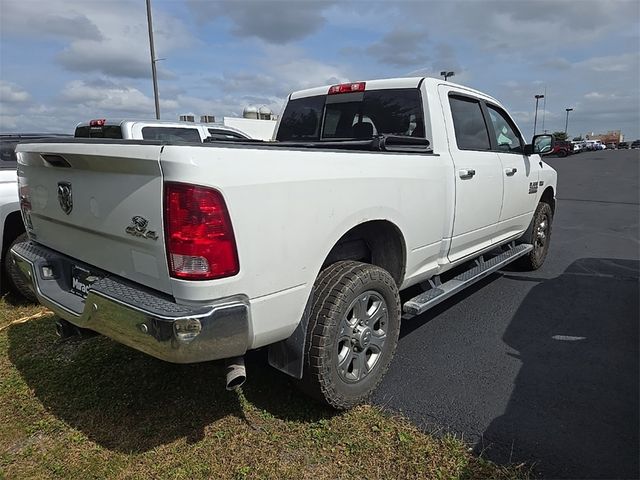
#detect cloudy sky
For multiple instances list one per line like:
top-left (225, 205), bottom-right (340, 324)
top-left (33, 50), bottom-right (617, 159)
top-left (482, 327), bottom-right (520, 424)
top-left (1, 0), bottom-right (639, 139)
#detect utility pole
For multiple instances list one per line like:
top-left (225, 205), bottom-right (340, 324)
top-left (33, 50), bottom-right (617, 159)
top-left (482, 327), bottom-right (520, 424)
top-left (541, 86), bottom-right (547, 133)
top-left (565, 108), bottom-right (573, 137)
top-left (440, 71), bottom-right (455, 81)
top-left (146, 0), bottom-right (160, 119)
top-left (533, 94), bottom-right (544, 136)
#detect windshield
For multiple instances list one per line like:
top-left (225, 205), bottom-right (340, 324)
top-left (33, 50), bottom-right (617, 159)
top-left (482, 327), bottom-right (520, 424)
top-left (276, 88), bottom-right (424, 142)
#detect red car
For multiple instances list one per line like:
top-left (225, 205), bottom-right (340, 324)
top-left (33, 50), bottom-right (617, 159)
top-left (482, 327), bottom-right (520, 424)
top-left (551, 140), bottom-right (572, 157)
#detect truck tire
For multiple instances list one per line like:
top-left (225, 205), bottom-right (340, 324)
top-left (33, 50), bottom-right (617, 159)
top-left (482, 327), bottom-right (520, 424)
top-left (4, 233), bottom-right (37, 302)
top-left (299, 261), bottom-right (400, 409)
top-left (558, 149), bottom-right (568, 158)
top-left (515, 201), bottom-right (553, 271)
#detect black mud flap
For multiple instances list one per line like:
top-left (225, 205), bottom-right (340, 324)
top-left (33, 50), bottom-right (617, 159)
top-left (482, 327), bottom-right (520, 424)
top-left (267, 293), bottom-right (313, 379)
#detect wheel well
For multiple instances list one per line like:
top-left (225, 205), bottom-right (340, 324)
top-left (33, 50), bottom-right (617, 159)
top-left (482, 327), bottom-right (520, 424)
top-left (1, 211), bottom-right (25, 293)
top-left (2, 211), bottom-right (25, 259)
top-left (322, 220), bottom-right (406, 286)
top-left (540, 186), bottom-right (556, 215)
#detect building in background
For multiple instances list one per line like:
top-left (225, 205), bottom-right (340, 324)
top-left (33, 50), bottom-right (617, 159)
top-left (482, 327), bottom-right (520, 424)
top-left (586, 130), bottom-right (624, 144)
top-left (179, 106), bottom-right (278, 141)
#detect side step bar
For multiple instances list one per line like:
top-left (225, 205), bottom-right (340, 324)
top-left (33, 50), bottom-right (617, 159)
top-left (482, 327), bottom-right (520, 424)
top-left (403, 243), bottom-right (533, 317)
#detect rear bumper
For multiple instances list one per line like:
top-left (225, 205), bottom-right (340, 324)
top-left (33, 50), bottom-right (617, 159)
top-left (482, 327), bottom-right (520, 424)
top-left (10, 241), bottom-right (250, 363)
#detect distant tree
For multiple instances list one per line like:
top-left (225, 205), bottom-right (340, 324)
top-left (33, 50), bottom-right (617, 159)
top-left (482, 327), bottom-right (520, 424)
top-left (572, 136), bottom-right (583, 141)
top-left (552, 131), bottom-right (568, 141)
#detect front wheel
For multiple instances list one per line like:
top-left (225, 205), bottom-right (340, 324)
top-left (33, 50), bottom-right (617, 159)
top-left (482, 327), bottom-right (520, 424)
top-left (515, 201), bottom-right (553, 271)
top-left (299, 261), bottom-right (401, 409)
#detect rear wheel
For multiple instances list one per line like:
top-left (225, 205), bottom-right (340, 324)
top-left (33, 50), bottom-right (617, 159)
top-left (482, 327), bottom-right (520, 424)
top-left (515, 201), bottom-right (553, 271)
top-left (299, 261), bottom-right (401, 409)
top-left (558, 149), bottom-right (568, 158)
top-left (4, 233), bottom-right (37, 302)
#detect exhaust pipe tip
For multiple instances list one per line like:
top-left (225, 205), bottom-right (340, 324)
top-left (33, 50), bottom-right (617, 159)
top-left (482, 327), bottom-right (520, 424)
top-left (225, 356), bottom-right (246, 391)
top-left (55, 319), bottom-right (79, 339)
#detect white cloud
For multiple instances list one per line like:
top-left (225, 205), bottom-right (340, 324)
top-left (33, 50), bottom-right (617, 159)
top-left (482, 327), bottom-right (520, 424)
top-left (0, 81), bottom-right (31, 103)
top-left (1, 0), bottom-right (194, 79)
top-left (60, 79), bottom-right (178, 114)
top-left (186, 0), bottom-right (337, 44)
top-left (577, 53), bottom-right (638, 73)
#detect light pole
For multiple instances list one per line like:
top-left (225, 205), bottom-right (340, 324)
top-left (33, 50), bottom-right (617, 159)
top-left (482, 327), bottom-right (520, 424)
top-left (565, 108), bottom-right (573, 138)
top-left (541, 86), bottom-right (547, 132)
top-left (146, 0), bottom-right (160, 120)
top-left (533, 94), bottom-right (544, 136)
top-left (440, 71), bottom-right (455, 81)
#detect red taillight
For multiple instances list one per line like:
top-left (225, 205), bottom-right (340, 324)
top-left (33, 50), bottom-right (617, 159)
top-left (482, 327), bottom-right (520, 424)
top-left (328, 82), bottom-right (366, 95)
top-left (89, 119), bottom-right (106, 127)
top-left (164, 182), bottom-right (239, 280)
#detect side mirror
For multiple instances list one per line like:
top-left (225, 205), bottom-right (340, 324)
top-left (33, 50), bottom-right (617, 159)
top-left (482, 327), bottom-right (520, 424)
top-left (524, 134), bottom-right (554, 156)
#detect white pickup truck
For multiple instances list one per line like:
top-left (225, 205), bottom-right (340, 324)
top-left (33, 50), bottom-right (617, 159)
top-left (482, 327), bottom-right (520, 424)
top-left (11, 77), bottom-right (556, 409)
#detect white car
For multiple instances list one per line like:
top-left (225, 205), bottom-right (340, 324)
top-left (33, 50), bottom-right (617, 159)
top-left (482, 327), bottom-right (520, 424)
top-left (11, 77), bottom-right (557, 408)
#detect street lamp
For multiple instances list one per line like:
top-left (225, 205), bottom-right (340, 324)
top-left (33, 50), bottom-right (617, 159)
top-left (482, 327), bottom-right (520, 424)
top-left (146, 0), bottom-right (160, 119)
top-left (440, 71), bottom-right (455, 81)
top-left (565, 108), bottom-right (574, 137)
top-left (533, 94), bottom-right (544, 136)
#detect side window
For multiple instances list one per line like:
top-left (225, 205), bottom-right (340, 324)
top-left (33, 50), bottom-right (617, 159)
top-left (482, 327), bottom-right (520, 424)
top-left (0, 140), bottom-right (18, 169)
top-left (449, 96), bottom-right (491, 150)
top-left (207, 129), bottom-right (246, 140)
top-left (141, 127), bottom-right (201, 143)
top-left (486, 105), bottom-right (523, 153)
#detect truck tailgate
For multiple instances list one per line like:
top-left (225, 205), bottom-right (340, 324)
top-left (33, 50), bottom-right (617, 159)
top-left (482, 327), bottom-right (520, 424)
top-left (16, 142), bottom-right (172, 294)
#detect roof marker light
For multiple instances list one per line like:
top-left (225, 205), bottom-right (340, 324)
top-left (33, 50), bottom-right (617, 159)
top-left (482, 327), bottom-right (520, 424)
top-left (89, 119), bottom-right (106, 127)
top-left (328, 82), bottom-right (366, 95)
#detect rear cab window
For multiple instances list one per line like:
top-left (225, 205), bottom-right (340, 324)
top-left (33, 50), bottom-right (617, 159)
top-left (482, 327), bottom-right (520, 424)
top-left (74, 125), bottom-right (123, 138)
top-left (276, 88), bottom-right (425, 142)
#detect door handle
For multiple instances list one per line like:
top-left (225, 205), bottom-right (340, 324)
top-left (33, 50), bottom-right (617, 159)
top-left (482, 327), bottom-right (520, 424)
top-left (459, 169), bottom-right (476, 179)
top-left (505, 167), bottom-right (518, 176)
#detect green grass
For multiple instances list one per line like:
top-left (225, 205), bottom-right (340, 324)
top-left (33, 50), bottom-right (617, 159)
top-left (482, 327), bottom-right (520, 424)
top-left (0, 295), bottom-right (529, 479)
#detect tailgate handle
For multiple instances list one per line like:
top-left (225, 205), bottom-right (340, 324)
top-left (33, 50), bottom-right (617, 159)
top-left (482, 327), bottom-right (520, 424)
top-left (41, 154), bottom-right (71, 168)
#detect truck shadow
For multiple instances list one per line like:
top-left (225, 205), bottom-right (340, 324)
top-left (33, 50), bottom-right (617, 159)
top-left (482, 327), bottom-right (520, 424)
top-left (475, 258), bottom-right (639, 478)
top-left (6, 320), bottom-right (333, 453)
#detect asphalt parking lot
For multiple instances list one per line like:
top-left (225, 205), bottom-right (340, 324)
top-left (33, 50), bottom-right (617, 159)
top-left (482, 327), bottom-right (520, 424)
top-left (374, 149), bottom-right (640, 479)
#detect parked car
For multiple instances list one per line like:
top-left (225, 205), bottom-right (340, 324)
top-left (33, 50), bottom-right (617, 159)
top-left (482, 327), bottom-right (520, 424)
top-left (1, 133), bottom-right (71, 300)
top-left (11, 77), bottom-right (557, 409)
top-left (631, 140), bottom-right (640, 149)
top-left (74, 119), bottom-right (252, 141)
top-left (606, 142), bottom-right (617, 149)
top-left (551, 140), bottom-right (572, 157)
top-left (617, 141), bottom-right (629, 149)
top-left (571, 141), bottom-right (583, 153)
top-left (584, 140), bottom-right (602, 151)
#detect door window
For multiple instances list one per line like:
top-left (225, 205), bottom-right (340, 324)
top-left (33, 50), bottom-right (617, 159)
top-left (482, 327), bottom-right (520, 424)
top-left (449, 96), bottom-right (491, 150)
top-left (486, 105), bottom-right (523, 153)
